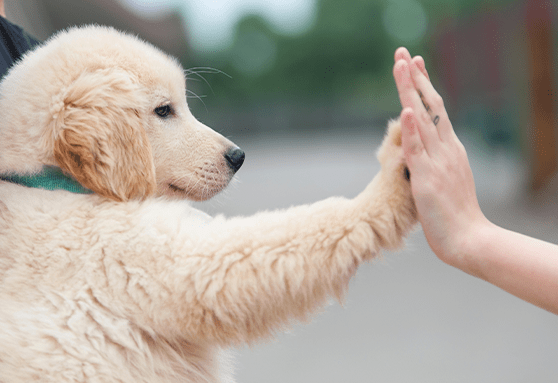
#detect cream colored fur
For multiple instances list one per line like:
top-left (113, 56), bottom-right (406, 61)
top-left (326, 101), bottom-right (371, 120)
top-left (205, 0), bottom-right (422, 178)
top-left (0, 26), bottom-right (417, 383)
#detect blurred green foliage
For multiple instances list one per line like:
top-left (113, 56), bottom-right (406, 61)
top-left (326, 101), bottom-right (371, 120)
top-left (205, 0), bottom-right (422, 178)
top-left (185, 0), bottom-right (518, 118)
top-left (187, 0), bottom-right (409, 105)
top-left (211, 0), bottom-right (390, 103)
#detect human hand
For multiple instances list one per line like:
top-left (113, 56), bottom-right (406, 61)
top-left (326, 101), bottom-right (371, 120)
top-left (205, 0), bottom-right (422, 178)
top-left (392, 47), bottom-right (489, 270)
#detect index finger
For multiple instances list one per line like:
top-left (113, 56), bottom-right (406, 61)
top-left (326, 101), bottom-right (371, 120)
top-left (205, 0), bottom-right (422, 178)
top-left (393, 59), bottom-right (438, 154)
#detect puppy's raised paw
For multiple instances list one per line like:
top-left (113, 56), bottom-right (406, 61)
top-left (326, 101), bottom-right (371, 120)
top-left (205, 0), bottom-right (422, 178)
top-left (363, 118), bottom-right (417, 243)
top-left (377, 118), bottom-right (408, 181)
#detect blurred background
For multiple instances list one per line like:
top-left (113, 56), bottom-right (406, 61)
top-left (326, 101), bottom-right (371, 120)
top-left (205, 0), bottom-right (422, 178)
top-left (5, 0), bottom-right (558, 381)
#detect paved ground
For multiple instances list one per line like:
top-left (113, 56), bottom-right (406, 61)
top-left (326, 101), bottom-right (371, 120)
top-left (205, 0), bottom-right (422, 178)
top-left (194, 126), bottom-right (558, 383)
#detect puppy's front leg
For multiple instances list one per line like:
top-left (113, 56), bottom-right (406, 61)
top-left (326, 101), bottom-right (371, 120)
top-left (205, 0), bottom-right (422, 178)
top-left (120, 119), bottom-right (416, 345)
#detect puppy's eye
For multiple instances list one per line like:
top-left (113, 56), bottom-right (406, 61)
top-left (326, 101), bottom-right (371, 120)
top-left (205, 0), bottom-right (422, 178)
top-left (154, 104), bottom-right (173, 118)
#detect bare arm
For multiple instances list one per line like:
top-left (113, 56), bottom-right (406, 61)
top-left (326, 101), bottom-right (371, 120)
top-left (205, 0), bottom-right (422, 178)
top-left (393, 47), bottom-right (558, 315)
top-left (467, 221), bottom-right (558, 314)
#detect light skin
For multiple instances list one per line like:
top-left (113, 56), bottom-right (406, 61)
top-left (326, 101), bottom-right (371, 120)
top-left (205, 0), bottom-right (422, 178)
top-left (393, 47), bottom-right (558, 315)
top-left (0, 0), bottom-right (4, 18)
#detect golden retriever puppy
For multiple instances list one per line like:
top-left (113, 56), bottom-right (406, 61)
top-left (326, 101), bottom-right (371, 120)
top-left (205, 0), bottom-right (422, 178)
top-left (0, 26), bottom-right (416, 383)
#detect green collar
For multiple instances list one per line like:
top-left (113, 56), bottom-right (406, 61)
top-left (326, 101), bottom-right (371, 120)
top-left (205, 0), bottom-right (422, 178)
top-left (0, 166), bottom-right (93, 194)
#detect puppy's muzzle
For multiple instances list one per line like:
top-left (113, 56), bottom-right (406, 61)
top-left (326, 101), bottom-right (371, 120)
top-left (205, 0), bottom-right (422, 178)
top-left (224, 147), bottom-right (245, 173)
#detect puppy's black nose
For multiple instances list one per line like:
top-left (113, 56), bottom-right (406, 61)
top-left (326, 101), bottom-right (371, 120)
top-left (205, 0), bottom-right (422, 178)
top-left (224, 147), bottom-right (245, 172)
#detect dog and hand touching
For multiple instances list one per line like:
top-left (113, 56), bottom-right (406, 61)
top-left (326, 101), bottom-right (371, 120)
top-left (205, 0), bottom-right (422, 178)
top-left (0, 25), bottom-right (416, 382)
top-left (1, 16), bottom-right (558, 383)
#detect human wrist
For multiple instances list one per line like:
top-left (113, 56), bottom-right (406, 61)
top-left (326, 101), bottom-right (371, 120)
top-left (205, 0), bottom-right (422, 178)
top-left (452, 216), bottom-right (497, 279)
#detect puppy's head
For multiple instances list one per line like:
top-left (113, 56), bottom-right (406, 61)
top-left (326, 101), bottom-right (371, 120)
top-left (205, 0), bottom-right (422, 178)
top-left (1, 25), bottom-right (243, 202)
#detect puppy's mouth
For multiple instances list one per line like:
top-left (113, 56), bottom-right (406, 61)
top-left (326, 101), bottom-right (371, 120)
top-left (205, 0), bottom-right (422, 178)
top-left (169, 183), bottom-right (186, 193)
top-left (163, 159), bottom-right (238, 201)
top-left (165, 179), bottom-right (229, 201)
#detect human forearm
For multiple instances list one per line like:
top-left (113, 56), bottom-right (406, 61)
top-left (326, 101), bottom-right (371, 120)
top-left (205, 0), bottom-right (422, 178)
top-left (459, 221), bottom-right (558, 314)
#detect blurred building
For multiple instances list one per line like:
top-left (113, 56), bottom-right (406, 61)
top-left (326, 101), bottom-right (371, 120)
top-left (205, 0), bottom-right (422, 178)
top-left (432, 0), bottom-right (557, 191)
top-left (4, 0), bottom-right (190, 62)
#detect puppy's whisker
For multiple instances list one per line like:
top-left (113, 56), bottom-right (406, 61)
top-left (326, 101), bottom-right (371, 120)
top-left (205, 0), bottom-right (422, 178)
top-left (185, 93), bottom-right (206, 99)
top-left (187, 175), bottom-right (205, 196)
top-left (179, 175), bottom-right (197, 192)
top-left (184, 86), bottom-right (208, 112)
top-left (184, 68), bottom-right (214, 91)
top-left (171, 170), bottom-right (198, 192)
top-left (185, 67), bottom-right (231, 97)
top-left (186, 89), bottom-right (207, 104)
top-left (186, 67), bottom-right (231, 79)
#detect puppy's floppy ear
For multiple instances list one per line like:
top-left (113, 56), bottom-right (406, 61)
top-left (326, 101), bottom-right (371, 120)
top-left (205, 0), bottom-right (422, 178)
top-left (53, 68), bottom-right (156, 201)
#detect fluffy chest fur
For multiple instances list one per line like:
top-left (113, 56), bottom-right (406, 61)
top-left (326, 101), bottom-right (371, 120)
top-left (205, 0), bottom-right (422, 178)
top-left (0, 182), bottom-right (234, 383)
